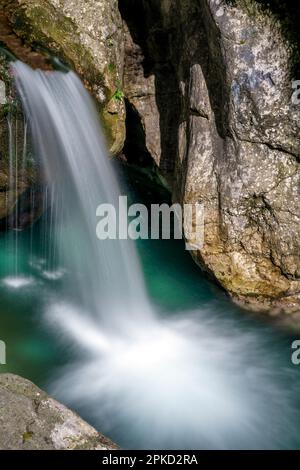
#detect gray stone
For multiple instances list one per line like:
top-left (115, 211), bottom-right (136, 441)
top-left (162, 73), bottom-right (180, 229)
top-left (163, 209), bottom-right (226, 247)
top-left (0, 373), bottom-right (118, 450)
top-left (0, 80), bottom-right (6, 104)
top-left (0, 0), bottom-right (126, 154)
top-left (121, 0), bottom-right (300, 321)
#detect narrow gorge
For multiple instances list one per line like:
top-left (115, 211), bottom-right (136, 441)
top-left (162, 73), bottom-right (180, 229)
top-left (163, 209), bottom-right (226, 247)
top-left (1, 0), bottom-right (300, 451)
top-left (1, 0), bottom-right (300, 320)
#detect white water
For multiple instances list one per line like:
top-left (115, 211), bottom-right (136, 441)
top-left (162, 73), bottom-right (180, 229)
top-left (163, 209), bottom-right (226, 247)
top-left (12, 61), bottom-right (300, 449)
top-left (12, 61), bottom-right (152, 331)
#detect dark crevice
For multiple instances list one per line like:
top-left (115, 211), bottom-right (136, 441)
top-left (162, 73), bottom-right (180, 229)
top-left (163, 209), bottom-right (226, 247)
top-left (122, 98), bottom-right (153, 166)
top-left (119, 0), bottom-right (182, 181)
top-left (119, 0), bottom-right (231, 187)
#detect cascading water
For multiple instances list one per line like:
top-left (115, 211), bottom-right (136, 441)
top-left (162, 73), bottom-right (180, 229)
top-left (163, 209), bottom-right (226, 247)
top-left (2, 110), bottom-right (33, 289)
top-left (9, 60), bottom-right (300, 449)
top-left (12, 60), bottom-right (152, 331)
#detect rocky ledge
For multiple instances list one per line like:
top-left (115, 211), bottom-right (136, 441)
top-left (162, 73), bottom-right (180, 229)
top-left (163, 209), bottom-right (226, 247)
top-left (0, 373), bottom-right (118, 450)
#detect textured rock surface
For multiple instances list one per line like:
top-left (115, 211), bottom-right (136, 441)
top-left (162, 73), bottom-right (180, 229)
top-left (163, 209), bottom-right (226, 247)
top-left (1, 0), bottom-right (300, 319)
top-left (0, 373), bottom-right (118, 450)
top-left (0, 0), bottom-right (126, 153)
top-left (121, 0), bottom-right (300, 319)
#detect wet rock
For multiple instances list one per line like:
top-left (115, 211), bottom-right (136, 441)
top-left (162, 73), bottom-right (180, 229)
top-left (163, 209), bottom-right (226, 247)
top-left (0, 0), bottom-right (126, 154)
top-left (0, 373), bottom-right (118, 450)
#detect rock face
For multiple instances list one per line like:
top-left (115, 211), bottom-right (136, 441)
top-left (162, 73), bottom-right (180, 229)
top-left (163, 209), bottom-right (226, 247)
top-left (0, 373), bottom-right (118, 450)
top-left (0, 0), bottom-right (126, 154)
top-left (121, 0), bottom-right (300, 319)
top-left (1, 0), bottom-right (300, 319)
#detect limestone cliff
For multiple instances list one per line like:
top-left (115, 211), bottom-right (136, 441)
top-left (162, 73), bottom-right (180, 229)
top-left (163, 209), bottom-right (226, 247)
top-left (121, 0), bottom-right (300, 320)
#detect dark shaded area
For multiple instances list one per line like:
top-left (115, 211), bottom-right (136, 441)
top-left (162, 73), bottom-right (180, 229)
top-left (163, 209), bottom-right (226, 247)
top-left (0, 186), bottom-right (44, 232)
top-left (122, 99), bottom-right (153, 166)
top-left (118, 0), bottom-right (155, 77)
top-left (118, 0), bottom-right (230, 185)
top-left (119, 0), bottom-right (182, 181)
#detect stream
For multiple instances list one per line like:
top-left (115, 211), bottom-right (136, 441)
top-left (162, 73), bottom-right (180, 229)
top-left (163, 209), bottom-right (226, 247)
top-left (0, 62), bottom-right (300, 450)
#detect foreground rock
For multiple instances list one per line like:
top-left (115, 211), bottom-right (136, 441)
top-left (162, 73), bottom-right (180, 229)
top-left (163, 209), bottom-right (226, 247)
top-left (0, 373), bottom-right (118, 450)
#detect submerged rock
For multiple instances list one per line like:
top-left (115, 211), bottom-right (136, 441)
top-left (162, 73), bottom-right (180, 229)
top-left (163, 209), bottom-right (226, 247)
top-left (0, 373), bottom-right (118, 450)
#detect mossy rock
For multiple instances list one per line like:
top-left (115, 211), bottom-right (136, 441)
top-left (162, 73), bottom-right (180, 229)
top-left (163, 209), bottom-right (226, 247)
top-left (2, 0), bottom-right (126, 153)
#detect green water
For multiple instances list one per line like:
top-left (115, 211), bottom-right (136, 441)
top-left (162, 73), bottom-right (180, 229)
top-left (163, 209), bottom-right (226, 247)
top-left (0, 166), bottom-right (300, 449)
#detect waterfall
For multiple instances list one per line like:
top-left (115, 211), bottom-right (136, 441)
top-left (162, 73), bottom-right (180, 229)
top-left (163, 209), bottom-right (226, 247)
top-left (2, 109), bottom-right (32, 288)
top-left (10, 60), bottom-right (300, 450)
top-left (12, 60), bottom-right (152, 331)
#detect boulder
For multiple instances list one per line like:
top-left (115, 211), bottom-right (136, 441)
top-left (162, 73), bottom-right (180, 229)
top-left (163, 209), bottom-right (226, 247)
top-left (0, 373), bottom-right (118, 450)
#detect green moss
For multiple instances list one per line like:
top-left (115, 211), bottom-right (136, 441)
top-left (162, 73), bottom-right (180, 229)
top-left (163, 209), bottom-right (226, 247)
top-left (0, 45), bottom-right (17, 63)
top-left (10, 2), bottom-right (105, 88)
top-left (108, 62), bottom-right (116, 74)
top-left (22, 431), bottom-right (34, 443)
top-left (0, 102), bottom-right (18, 118)
top-left (112, 88), bottom-right (124, 102)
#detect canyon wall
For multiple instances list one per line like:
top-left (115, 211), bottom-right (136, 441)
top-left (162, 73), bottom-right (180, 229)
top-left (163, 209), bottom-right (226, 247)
top-left (1, 0), bottom-right (300, 319)
top-left (121, 0), bottom-right (300, 320)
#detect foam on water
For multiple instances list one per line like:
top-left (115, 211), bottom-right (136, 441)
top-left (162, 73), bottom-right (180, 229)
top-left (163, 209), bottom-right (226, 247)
top-left (41, 269), bottom-right (66, 281)
top-left (2, 276), bottom-right (35, 289)
top-left (47, 301), bottom-right (299, 450)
